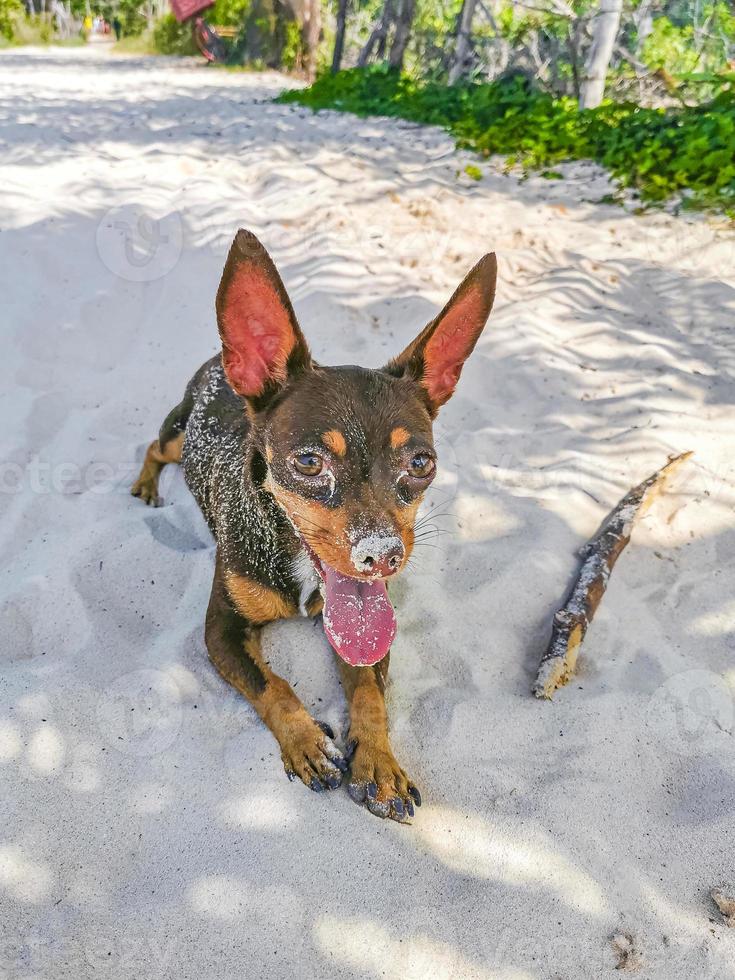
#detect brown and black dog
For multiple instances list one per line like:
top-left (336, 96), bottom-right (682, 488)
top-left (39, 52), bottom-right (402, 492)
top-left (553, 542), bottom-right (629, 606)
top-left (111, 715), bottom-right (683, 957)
top-left (132, 230), bottom-right (497, 821)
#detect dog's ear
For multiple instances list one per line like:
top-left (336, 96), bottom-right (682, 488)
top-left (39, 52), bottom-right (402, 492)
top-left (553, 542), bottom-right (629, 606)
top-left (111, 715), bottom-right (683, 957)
top-left (387, 254), bottom-right (497, 415)
top-left (216, 229), bottom-right (311, 402)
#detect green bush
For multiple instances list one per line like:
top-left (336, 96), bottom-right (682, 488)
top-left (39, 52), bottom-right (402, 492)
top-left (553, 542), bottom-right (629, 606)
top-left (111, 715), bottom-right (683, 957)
top-left (152, 13), bottom-right (196, 55)
top-left (640, 18), bottom-right (699, 75)
top-left (8, 12), bottom-right (59, 44)
top-left (0, 0), bottom-right (22, 40)
top-left (279, 66), bottom-right (735, 215)
top-left (209, 0), bottom-right (251, 26)
top-left (113, 30), bottom-right (156, 54)
top-left (117, 0), bottom-right (147, 36)
top-left (641, 6), bottom-right (735, 77)
top-left (280, 19), bottom-right (301, 71)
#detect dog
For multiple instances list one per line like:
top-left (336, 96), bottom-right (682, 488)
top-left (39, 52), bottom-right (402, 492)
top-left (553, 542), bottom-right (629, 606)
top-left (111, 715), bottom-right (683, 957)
top-left (132, 230), bottom-right (497, 821)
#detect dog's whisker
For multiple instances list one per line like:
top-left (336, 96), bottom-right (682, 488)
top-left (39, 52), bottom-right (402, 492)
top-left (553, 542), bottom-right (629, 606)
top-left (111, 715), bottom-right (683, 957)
top-left (416, 504), bottom-right (456, 521)
top-left (131, 225), bottom-right (496, 815)
top-left (414, 515), bottom-right (454, 532)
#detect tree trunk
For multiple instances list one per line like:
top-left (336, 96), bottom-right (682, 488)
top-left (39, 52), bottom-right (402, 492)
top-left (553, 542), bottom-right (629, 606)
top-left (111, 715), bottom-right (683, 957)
top-left (578, 0), bottom-right (623, 109)
top-left (448, 0), bottom-right (478, 84)
top-left (568, 17), bottom-right (582, 100)
top-left (358, 0), bottom-right (395, 67)
top-left (388, 0), bottom-right (416, 70)
top-left (631, 0), bottom-right (653, 53)
top-left (300, 0), bottom-right (321, 80)
top-left (331, 0), bottom-right (348, 73)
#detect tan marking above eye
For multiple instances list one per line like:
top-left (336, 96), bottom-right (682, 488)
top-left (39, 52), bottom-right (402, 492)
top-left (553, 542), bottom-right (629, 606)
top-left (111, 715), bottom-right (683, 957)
top-left (265, 444), bottom-right (274, 463)
top-left (390, 426), bottom-right (411, 450)
top-left (322, 429), bottom-right (347, 456)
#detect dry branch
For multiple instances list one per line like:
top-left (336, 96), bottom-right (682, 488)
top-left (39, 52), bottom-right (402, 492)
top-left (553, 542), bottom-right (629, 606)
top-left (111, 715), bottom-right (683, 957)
top-left (711, 887), bottom-right (735, 927)
top-left (533, 451), bottom-right (692, 700)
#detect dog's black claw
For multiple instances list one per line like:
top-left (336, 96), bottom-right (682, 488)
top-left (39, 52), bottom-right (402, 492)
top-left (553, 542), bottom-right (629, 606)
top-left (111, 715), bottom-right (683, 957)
top-left (317, 721), bottom-right (335, 740)
top-left (345, 738), bottom-right (357, 761)
top-left (366, 797), bottom-right (390, 819)
top-left (348, 782), bottom-right (366, 803)
top-left (366, 781), bottom-right (378, 800)
top-left (310, 777), bottom-right (324, 793)
top-left (325, 774), bottom-right (342, 790)
top-left (392, 797), bottom-right (404, 818)
top-left (406, 799), bottom-right (415, 818)
top-left (285, 769), bottom-right (296, 782)
top-left (408, 785), bottom-right (422, 806)
top-left (334, 756), bottom-right (349, 773)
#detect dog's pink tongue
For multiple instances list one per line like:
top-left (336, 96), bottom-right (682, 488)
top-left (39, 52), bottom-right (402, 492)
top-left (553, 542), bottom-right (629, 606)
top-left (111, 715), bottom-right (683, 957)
top-left (321, 564), bottom-right (396, 667)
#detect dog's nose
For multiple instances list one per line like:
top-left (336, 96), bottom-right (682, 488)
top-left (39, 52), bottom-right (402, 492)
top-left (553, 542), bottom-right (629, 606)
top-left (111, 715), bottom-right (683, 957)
top-left (351, 535), bottom-right (405, 577)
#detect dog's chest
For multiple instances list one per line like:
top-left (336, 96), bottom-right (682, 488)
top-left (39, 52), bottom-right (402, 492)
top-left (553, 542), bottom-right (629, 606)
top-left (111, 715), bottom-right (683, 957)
top-left (291, 549), bottom-right (321, 617)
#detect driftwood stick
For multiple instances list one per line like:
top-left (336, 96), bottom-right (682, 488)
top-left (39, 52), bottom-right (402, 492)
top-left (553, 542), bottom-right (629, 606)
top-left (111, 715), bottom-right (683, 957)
top-left (711, 887), bottom-right (735, 928)
top-left (533, 451), bottom-right (693, 700)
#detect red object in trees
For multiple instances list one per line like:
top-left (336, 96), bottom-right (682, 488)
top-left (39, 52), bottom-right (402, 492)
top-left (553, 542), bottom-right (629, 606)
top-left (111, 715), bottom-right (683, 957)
top-left (169, 0), bottom-right (213, 22)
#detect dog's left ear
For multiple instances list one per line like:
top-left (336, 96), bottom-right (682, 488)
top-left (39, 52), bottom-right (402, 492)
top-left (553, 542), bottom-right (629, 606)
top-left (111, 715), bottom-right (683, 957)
top-left (216, 229), bottom-right (311, 402)
top-left (387, 253), bottom-right (497, 415)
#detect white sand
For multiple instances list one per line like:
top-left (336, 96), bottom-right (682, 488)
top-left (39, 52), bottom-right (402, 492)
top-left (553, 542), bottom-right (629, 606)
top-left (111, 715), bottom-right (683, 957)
top-left (1, 45), bottom-right (734, 979)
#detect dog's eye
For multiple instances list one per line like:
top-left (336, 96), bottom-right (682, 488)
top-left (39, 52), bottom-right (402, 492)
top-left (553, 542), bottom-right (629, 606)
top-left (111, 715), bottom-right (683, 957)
top-left (408, 453), bottom-right (435, 479)
top-left (293, 452), bottom-right (323, 477)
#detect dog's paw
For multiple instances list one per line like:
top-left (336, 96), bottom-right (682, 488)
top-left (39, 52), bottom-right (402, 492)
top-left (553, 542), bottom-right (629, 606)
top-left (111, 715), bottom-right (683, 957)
top-left (131, 477), bottom-right (162, 507)
top-left (346, 737), bottom-right (421, 822)
top-left (281, 717), bottom-right (347, 792)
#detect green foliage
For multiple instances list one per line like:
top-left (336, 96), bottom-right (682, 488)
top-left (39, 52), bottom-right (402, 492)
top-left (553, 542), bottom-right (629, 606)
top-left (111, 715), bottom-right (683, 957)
top-left (279, 66), bottom-right (735, 215)
top-left (227, 0), bottom-right (297, 69)
top-left (117, 0), bottom-right (147, 36)
top-left (210, 0), bottom-right (251, 27)
top-left (640, 18), bottom-right (699, 74)
top-left (641, 5), bottom-right (735, 76)
top-left (152, 13), bottom-right (197, 55)
top-left (464, 163), bottom-right (482, 180)
top-left (10, 12), bottom-right (57, 44)
top-left (496, 3), bottom-right (541, 46)
top-left (595, 87), bottom-right (735, 212)
top-left (0, 0), bottom-right (22, 41)
top-left (37, 15), bottom-right (53, 42)
top-left (113, 31), bottom-right (157, 54)
top-left (281, 19), bottom-right (302, 70)
top-left (409, 0), bottom-right (460, 79)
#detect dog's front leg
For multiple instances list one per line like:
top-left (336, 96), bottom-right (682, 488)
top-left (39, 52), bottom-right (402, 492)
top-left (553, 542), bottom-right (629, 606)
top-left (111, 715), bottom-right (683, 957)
top-left (205, 560), bottom-right (347, 791)
top-left (337, 654), bottom-right (421, 821)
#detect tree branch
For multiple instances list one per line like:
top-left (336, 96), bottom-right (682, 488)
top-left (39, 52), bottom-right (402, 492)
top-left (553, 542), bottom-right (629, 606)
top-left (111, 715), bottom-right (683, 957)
top-left (533, 451), bottom-right (693, 700)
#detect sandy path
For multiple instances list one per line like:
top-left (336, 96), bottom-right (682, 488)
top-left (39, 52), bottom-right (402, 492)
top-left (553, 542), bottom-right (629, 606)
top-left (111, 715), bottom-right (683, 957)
top-left (1, 45), bottom-right (734, 980)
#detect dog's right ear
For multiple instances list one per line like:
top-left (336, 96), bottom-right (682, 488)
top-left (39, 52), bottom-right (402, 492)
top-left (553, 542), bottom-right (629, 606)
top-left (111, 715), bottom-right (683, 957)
top-left (216, 230), bottom-right (311, 403)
